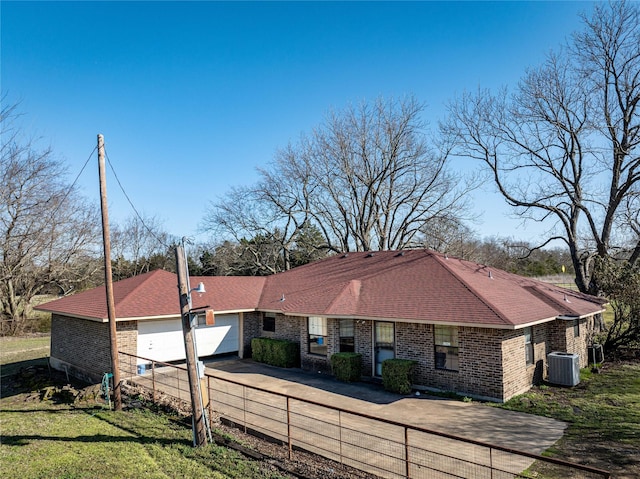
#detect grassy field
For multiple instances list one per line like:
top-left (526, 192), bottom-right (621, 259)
top-left (0, 335), bottom-right (50, 377)
top-left (498, 362), bottom-right (640, 478)
top-left (0, 336), bottom-right (289, 479)
top-left (0, 401), bottom-right (288, 479)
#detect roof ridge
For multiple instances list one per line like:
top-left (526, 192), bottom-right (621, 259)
top-left (116, 269), bottom-right (176, 312)
top-left (524, 281), bottom-right (605, 314)
top-left (431, 254), bottom-right (514, 326)
top-left (325, 279), bottom-right (361, 314)
top-left (523, 284), bottom-right (575, 314)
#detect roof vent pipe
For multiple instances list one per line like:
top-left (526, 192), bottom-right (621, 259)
top-left (488, 271), bottom-right (493, 279)
top-left (280, 294), bottom-right (285, 302)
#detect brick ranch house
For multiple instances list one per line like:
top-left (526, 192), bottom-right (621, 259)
top-left (37, 249), bottom-right (606, 402)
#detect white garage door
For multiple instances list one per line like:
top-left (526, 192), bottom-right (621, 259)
top-left (137, 314), bottom-right (239, 363)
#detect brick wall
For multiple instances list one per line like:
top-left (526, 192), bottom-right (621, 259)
top-left (546, 317), bottom-right (591, 368)
top-left (396, 323), bottom-right (510, 401)
top-left (501, 329), bottom-right (535, 400)
top-left (355, 320), bottom-right (373, 377)
top-left (242, 311), bottom-right (262, 357)
top-left (240, 311), bottom-right (596, 402)
top-left (51, 314), bottom-right (111, 382)
top-left (50, 314), bottom-right (138, 383)
top-left (117, 320), bottom-right (138, 376)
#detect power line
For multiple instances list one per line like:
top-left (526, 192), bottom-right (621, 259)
top-left (103, 145), bottom-right (173, 250)
top-left (50, 145), bottom-right (97, 220)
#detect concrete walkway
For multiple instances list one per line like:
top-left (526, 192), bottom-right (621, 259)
top-left (204, 358), bottom-right (566, 456)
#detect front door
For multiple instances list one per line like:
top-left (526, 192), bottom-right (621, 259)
top-left (374, 321), bottom-right (395, 376)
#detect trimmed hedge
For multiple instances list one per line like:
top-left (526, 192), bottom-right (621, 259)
top-left (251, 338), bottom-right (300, 368)
top-left (382, 358), bottom-right (417, 394)
top-left (330, 352), bottom-right (362, 382)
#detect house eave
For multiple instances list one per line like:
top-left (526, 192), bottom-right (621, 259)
top-left (259, 309), bottom-right (558, 330)
top-left (557, 308), bottom-right (606, 320)
top-left (46, 312), bottom-right (182, 323)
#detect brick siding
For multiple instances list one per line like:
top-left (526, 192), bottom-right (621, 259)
top-left (355, 320), bottom-right (373, 377)
top-left (53, 309), bottom-right (596, 400)
top-left (546, 317), bottom-right (591, 368)
top-left (50, 314), bottom-right (138, 383)
top-left (397, 323), bottom-right (507, 401)
top-left (241, 311), bottom-right (262, 357)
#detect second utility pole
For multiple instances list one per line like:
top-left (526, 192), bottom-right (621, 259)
top-left (175, 244), bottom-right (208, 446)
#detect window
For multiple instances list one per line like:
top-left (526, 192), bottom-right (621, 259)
top-left (308, 316), bottom-right (327, 355)
top-left (573, 319), bottom-right (580, 337)
top-left (339, 319), bottom-right (355, 352)
top-left (524, 327), bottom-right (534, 366)
top-left (375, 322), bottom-right (395, 376)
top-left (263, 314), bottom-right (275, 332)
top-left (434, 325), bottom-right (459, 371)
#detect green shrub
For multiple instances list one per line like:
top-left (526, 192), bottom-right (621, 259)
top-left (382, 359), bottom-right (417, 394)
top-left (251, 338), bottom-right (299, 368)
top-left (330, 352), bottom-right (362, 382)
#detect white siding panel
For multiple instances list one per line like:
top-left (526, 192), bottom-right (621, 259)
top-left (195, 314), bottom-right (239, 355)
top-left (137, 314), bottom-right (239, 363)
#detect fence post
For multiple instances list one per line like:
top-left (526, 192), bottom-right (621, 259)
top-left (207, 375), bottom-right (213, 426)
top-left (490, 447), bottom-right (494, 479)
top-left (405, 426), bottom-right (410, 478)
top-left (339, 410), bottom-right (343, 464)
top-left (176, 368), bottom-right (181, 402)
top-left (152, 360), bottom-right (156, 403)
top-left (243, 386), bottom-right (247, 434)
top-left (287, 397), bottom-right (292, 461)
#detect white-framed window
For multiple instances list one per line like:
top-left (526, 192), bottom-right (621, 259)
top-left (308, 316), bottom-right (327, 356)
top-left (339, 319), bottom-right (355, 352)
top-left (524, 326), bottom-right (534, 366)
top-left (434, 325), bottom-right (459, 371)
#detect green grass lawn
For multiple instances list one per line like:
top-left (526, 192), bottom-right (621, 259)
top-left (0, 335), bottom-right (50, 377)
top-left (499, 362), bottom-right (640, 477)
top-left (0, 336), bottom-right (288, 479)
top-left (0, 401), bottom-right (286, 479)
top-left (2, 336), bottom-right (639, 478)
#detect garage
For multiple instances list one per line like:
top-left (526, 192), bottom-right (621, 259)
top-left (137, 314), bottom-right (240, 363)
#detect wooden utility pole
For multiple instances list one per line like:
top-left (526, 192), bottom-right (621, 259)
top-left (175, 244), bottom-right (208, 446)
top-left (98, 134), bottom-right (122, 411)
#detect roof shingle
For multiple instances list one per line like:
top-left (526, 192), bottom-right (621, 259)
top-left (37, 250), bottom-right (606, 328)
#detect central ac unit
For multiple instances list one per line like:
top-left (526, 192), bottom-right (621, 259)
top-left (547, 352), bottom-right (580, 386)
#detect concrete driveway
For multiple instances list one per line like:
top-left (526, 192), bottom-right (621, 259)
top-left (204, 357), bottom-right (566, 456)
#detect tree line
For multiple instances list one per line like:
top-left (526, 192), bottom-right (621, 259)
top-left (2, 2), bottom-right (638, 350)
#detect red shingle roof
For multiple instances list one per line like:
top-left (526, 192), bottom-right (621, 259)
top-left (37, 250), bottom-right (606, 328)
top-left (37, 269), bottom-right (265, 321)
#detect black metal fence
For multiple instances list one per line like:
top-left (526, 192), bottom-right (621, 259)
top-left (119, 352), bottom-right (610, 479)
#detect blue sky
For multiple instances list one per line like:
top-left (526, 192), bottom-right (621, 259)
top-left (2, 1), bottom-right (594, 245)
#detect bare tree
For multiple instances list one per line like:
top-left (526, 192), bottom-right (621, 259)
top-left (111, 214), bottom-right (176, 279)
top-left (205, 95), bottom-right (477, 260)
top-left (445, 1), bottom-right (640, 294)
top-left (0, 103), bottom-right (102, 333)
